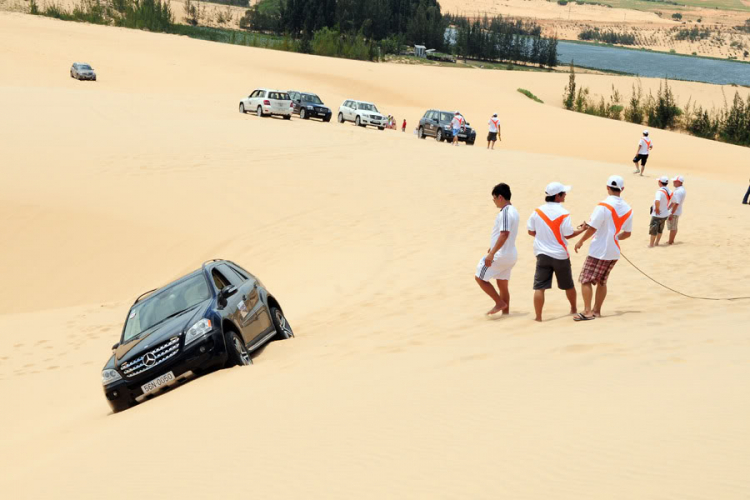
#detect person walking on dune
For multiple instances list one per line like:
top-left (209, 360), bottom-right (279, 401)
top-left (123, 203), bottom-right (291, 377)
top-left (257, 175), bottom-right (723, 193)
top-left (487, 113), bottom-right (501, 149)
top-left (633, 130), bottom-right (653, 176)
top-left (743, 179), bottom-right (750, 204)
top-left (649, 176), bottom-right (671, 247)
top-left (667, 175), bottom-right (686, 245)
top-left (451, 111), bottom-right (465, 146)
top-left (573, 175), bottom-right (633, 321)
top-left (527, 182), bottom-right (587, 322)
top-left (475, 183), bottom-right (519, 316)
top-left (402, 118), bottom-right (407, 133)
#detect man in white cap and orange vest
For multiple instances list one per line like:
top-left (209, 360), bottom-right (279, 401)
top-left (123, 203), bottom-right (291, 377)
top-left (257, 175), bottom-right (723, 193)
top-left (573, 175), bottom-right (633, 321)
top-left (667, 175), bottom-right (686, 245)
top-left (633, 130), bottom-right (653, 176)
top-left (487, 113), bottom-right (501, 149)
top-left (649, 175), bottom-right (671, 247)
top-left (527, 182), bottom-right (587, 322)
top-left (451, 111), bottom-right (465, 146)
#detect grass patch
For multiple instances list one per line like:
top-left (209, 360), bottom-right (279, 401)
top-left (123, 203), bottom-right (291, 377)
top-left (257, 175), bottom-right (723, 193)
top-left (571, 0), bottom-right (750, 12)
top-left (517, 88), bottom-right (544, 103)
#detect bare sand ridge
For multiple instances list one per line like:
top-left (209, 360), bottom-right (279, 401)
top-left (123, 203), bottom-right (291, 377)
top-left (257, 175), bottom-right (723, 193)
top-left (1, 12), bottom-right (750, 499)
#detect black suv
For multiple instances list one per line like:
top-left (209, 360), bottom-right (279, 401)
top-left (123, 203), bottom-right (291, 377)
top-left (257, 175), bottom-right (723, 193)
top-left (288, 90), bottom-right (332, 122)
top-left (417, 109), bottom-right (476, 145)
top-left (101, 259), bottom-right (293, 413)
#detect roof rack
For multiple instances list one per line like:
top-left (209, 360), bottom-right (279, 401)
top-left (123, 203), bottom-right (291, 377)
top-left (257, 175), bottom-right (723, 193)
top-left (133, 288), bottom-right (157, 305)
top-left (201, 259), bottom-right (223, 269)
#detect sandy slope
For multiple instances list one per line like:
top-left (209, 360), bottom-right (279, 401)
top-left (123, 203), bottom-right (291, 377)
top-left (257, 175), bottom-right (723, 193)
top-left (1, 12), bottom-right (750, 499)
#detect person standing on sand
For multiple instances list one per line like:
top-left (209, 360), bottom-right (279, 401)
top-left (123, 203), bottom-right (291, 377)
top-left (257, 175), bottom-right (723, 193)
top-left (633, 130), bottom-right (653, 176)
top-left (451, 111), bottom-right (464, 146)
top-left (402, 119), bottom-right (407, 132)
top-left (649, 176), bottom-right (671, 248)
top-left (742, 178), bottom-right (749, 204)
top-left (573, 175), bottom-right (633, 321)
top-left (487, 113), bottom-right (501, 149)
top-left (527, 182), bottom-right (587, 322)
top-left (475, 183), bottom-right (519, 316)
top-left (667, 175), bottom-right (686, 245)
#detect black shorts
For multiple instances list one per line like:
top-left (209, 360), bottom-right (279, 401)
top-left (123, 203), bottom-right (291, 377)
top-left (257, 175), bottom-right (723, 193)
top-left (633, 153), bottom-right (649, 166)
top-left (487, 131), bottom-right (497, 142)
top-left (533, 254), bottom-right (575, 290)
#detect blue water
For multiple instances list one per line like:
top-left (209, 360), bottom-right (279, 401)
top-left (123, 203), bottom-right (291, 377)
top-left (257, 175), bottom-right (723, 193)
top-left (557, 41), bottom-right (750, 86)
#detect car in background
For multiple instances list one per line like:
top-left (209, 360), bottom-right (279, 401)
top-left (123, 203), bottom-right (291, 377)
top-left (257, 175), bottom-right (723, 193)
top-left (417, 109), bottom-right (477, 145)
top-left (239, 89), bottom-right (293, 119)
top-left (337, 99), bottom-right (386, 130)
top-left (101, 259), bottom-right (294, 413)
top-left (70, 62), bottom-right (96, 81)
top-left (288, 91), bottom-right (332, 122)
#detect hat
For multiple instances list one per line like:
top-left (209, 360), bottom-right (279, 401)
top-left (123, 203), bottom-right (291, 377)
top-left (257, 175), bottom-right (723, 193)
top-left (672, 175), bottom-right (684, 183)
top-left (493, 113), bottom-right (497, 117)
top-left (455, 111), bottom-right (460, 115)
top-left (659, 175), bottom-right (669, 184)
top-left (643, 130), bottom-right (649, 136)
top-left (545, 182), bottom-right (571, 196)
top-left (607, 175), bottom-right (624, 190)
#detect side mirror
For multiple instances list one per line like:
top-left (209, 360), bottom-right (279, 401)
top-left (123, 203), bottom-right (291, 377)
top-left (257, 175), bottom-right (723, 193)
top-left (219, 285), bottom-right (238, 304)
top-left (112, 343), bottom-right (119, 350)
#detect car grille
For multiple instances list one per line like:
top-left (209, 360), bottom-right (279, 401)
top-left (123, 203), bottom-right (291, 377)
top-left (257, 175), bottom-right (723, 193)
top-left (120, 337), bottom-right (180, 378)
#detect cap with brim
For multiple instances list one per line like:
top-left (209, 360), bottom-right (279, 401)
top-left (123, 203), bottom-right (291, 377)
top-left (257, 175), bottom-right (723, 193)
top-left (672, 175), bottom-right (684, 183)
top-left (493, 113), bottom-right (497, 117)
top-left (607, 175), bottom-right (624, 190)
top-left (545, 182), bottom-right (572, 196)
top-left (659, 176), bottom-right (669, 184)
top-left (643, 129), bottom-right (649, 135)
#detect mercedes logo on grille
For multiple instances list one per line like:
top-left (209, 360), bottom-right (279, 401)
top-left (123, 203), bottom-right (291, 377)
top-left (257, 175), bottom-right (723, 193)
top-left (144, 353), bottom-right (156, 367)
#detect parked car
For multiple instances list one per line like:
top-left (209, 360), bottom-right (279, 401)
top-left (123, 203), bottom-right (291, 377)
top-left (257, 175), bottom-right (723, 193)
top-left (288, 91), bottom-right (332, 122)
top-left (70, 62), bottom-right (96, 81)
top-left (417, 109), bottom-right (477, 145)
top-left (101, 259), bottom-right (294, 413)
top-left (239, 89), bottom-right (293, 119)
top-left (337, 99), bottom-right (386, 130)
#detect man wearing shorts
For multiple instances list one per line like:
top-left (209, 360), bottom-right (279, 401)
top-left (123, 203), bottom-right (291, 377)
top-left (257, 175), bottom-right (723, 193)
top-left (573, 175), bottom-right (633, 321)
top-left (487, 113), bottom-right (500, 150)
top-left (667, 175), bottom-right (686, 245)
top-left (527, 182), bottom-right (587, 322)
top-left (451, 111), bottom-right (464, 146)
top-left (649, 176), bottom-right (671, 247)
top-left (633, 130), bottom-right (653, 176)
top-left (475, 183), bottom-right (519, 316)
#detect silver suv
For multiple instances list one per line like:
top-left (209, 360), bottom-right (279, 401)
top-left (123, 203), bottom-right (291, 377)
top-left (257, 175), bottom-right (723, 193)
top-left (337, 99), bottom-right (386, 130)
top-left (71, 62), bottom-right (96, 81)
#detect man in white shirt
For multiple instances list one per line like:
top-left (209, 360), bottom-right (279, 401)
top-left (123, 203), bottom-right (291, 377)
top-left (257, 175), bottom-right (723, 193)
top-left (451, 111), bottom-right (464, 146)
top-left (649, 176), bottom-right (671, 247)
top-left (475, 183), bottom-right (520, 316)
top-left (633, 130), bottom-right (653, 176)
top-left (487, 113), bottom-right (501, 150)
top-left (667, 175), bottom-right (686, 245)
top-left (527, 182), bottom-right (587, 322)
top-left (573, 175), bottom-right (633, 321)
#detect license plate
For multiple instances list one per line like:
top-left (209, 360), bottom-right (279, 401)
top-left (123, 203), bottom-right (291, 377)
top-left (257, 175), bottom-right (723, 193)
top-left (141, 371), bottom-right (175, 395)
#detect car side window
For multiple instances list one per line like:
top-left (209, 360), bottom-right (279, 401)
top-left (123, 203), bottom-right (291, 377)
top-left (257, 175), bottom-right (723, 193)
top-left (228, 263), bottom-right (250, 280)
top-left (211, 268), bottom-right (232, 291)
top-left (217, 264), bottom-right (242, 287)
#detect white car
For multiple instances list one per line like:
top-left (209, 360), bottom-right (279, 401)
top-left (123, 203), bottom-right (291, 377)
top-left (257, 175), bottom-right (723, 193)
top-left (337, 99), bottom-right (386, 130)
top-left (239, 89), bottom-right (293, 119)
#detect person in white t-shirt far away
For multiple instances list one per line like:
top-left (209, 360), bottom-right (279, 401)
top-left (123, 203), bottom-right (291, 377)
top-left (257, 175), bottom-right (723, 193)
top-left (667, 175), bottom-right (686, 245)
top-left (649, 175), bottom-right (671, 248)
top-left (475, 183), bottom-right (520, 316)
top-left (487, 113), bottom-right (501, 149)
top-left (633, 130), bottom-right (653, 176)
top-left (451, 111), bottom-right (464, 146)
top-left (527, 182), bottom-right (588, 322)
top-left (573, 175), bottom-right (633, 321)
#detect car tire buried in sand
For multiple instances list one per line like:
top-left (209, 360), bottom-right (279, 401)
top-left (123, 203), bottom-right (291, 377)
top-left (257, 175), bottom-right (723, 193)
top-left (283, 115), bottom-right (291, 120)
top-left (338, 112), bottom-right (344, 123)
top-left (418, 127), bottom-right (425, 139)
top-left (271, 306), bottom-right (294, 340)
top-left (378, 127), bottom-right (384, 131)
top-left (436, 129), bottom-right (443, 142)
top-left (300, 108), bottom-right (307, 119)
top-left (355, 115), bottom-right (362, 127)
top-left (257, 106), bottom-right (263, 118)
top-left (226, 330), bottom-right (253, 367)
top-left (239, 103), bottom-right (245, 114)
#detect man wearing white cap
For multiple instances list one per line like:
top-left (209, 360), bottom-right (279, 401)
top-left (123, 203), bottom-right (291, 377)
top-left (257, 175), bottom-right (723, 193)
top-left (527, 182), bottom-right (587, 322)
top-left (667, 175), bottom-right (686, 245)
top-left (649, 176), bottom-right (671, 247)
top-left (451, 111), bottom-right (465, 146)
top-left (487, 113), bottom-right (501, 149)
top-left (573, 175), bottom-right (633, 321)
top-left (633, 130), bottom-right (653, 176)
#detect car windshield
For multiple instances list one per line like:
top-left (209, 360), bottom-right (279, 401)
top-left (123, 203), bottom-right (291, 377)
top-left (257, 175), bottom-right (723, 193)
top-left (359, 103), bottom-right (378, 112)
top-left (270, 92), bottom-right (290, 100)
top-left (440, 112), bottom-right (453, 122)
top-left (79, 64), bottom-right (92, 70)
top-left (302, 94), bottom-right (322, 104)
top-left (122, 274), bottom-right (210, 342)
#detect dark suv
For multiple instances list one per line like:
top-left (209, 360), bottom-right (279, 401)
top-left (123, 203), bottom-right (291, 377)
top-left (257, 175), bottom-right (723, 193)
top-left (288, 90), bottom-right (332, 122)
top-left (101, 259), bottom-right (293, 413)
top-left (417, 109), bottom-right (476, 145)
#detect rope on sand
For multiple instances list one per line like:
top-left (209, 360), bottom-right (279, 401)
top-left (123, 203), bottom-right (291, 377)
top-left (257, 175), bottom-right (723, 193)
top-left (620, 253), bottom-right (750, 301)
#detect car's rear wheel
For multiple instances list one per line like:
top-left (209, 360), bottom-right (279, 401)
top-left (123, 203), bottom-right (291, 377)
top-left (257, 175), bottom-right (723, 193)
top-left (324, 116), bottom-right (331, 123)
top-left (355, 116), bottom-right (362, 127)
top-left (436, 129), bottom-right (443, 142)
top-left (338, 112), bottom-right (344, 123)
top-left (257, 106), bottom-right (263, 117)
top-left (300, 108), bottom-right (307, 119)
top-left (239, 103), bottom-right (245, 114)
top-left (271, 306), bottom-right (294, 340)
top-left (418, 127), bottom-right (425, 139)
top-left (226, 331), bottom-right (253, 366)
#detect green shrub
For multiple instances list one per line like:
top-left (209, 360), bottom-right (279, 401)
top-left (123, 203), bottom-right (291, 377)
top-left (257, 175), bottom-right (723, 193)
top-left (517, 88), bottom-right (543, 103)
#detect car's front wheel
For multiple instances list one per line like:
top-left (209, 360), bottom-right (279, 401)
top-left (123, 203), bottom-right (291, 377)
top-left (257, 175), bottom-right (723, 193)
top-left (436, 129), bottom-right (443, 142)
top-left (257, 106), bottom-right (264, 118)
top-left (271, 306), bottom-right (294, 340)
top-left (338, 112), bottom-right (344, 123)
top-left (226, 331), bottom-right (253, 366)
top-left (239, 103), bottom-right (245, 114)
top-left (300, 108), bottom-right (307, 119)
top-left (355, 115), bottom-right (362, 127)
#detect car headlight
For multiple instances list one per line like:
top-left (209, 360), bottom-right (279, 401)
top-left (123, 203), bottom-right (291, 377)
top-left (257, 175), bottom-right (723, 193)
top-left (185, 318), bottom-right (212, 346)
top-left (102, 369), bottom-right (122, 386)
top-left (306, 105), bottom-right (313, 110)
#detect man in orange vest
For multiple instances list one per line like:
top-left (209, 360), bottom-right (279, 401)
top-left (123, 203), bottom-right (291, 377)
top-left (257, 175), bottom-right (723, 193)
top-left (649, 176), bottom-right (671, 247)
top-left (527, 182), bottom-right (588, 322)
top-left (633, 130), bottom-right (653, 176)
top-left (573, 175), bottom-right (633, 321)
top-left (487, 113), bottom-right (501, 150)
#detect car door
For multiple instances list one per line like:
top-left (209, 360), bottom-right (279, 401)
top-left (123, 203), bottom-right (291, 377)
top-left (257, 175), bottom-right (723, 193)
top-left (212, 264), bottom-right (258, 346)
top-left (289, 92), bottom-right (300, 113)
top-left (210, 266), bottom-right (248, 343)
top-left (225, 263), bottom-right (273, 345)
top-left (424, 110), bottom-right (435, 136)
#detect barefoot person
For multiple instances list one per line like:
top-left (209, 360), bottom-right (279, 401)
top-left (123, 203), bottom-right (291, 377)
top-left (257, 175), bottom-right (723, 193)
top-left (649, 176), bottom-right (671, 247)
top-left (527, 182), bottom-right (587, 322)
top-left (667, 175), bottom-right (686, 245)
top-left (487, 113), bottom-right (500, 150)
top-left (573, 175), bottom-right (633, 321)
top-left (633, 130), bottom-right (653, 176)
top-left (475, 183), bottom-right (519, 316)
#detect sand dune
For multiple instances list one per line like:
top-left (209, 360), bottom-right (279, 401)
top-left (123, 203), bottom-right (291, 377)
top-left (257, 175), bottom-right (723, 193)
top-left (1, 11), bottom-right (750, 499)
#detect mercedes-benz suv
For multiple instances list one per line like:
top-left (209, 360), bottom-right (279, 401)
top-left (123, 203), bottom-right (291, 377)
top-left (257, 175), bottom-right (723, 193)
top-left (288, 90), bottom-right (332, 121)
top-left (417, 109), bottom-right (476, 145)
top-left (101, 259), bottom-right (294, 413)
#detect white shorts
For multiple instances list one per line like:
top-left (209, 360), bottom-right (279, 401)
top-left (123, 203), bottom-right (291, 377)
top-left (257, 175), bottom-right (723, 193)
top-left (476, 255), bottom-right (516, 282)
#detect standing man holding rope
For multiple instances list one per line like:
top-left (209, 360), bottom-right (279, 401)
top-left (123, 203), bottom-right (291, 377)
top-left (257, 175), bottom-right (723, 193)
top-left (573, 175), bottom-right (633, 321)
top-left (649, 176), bottom-right (671, 247)
top-left (667, 175), bottom-right (686, 245)
top-left (633, 130), bottom-right (653, 176)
